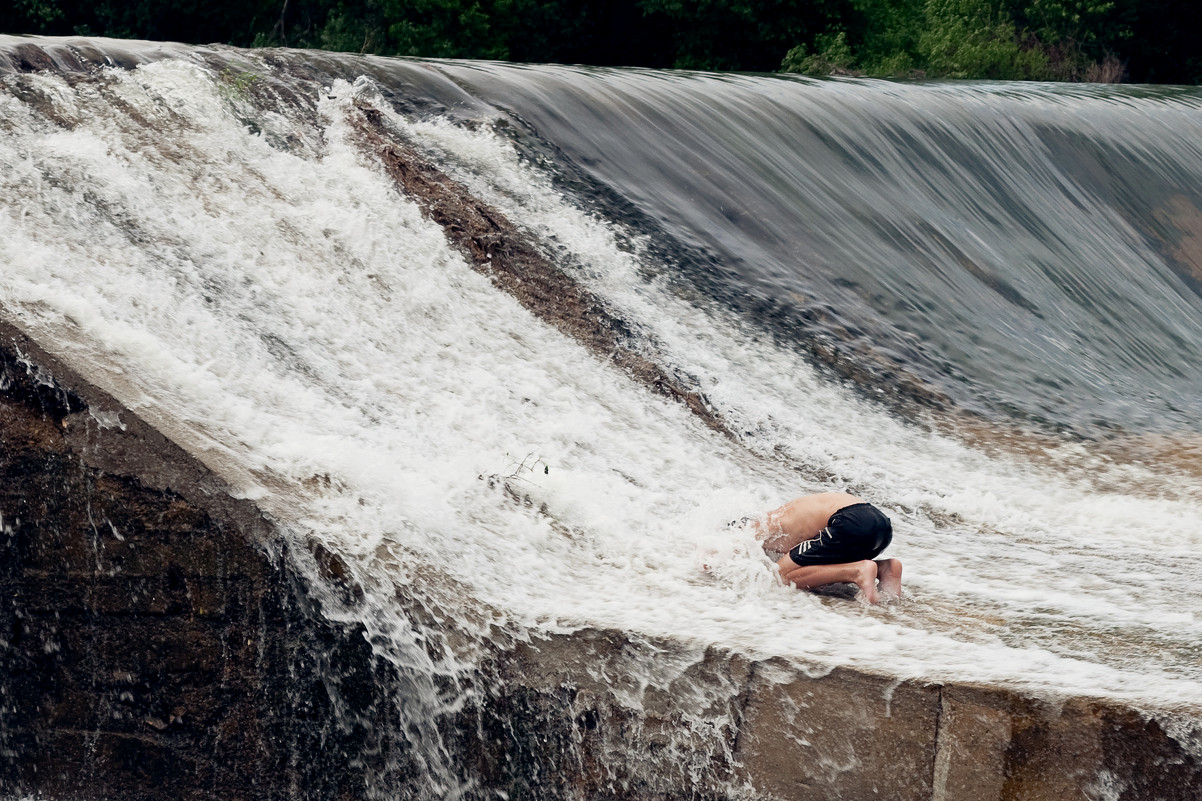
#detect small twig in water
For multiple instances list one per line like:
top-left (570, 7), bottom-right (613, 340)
top-left (478, 451), bottom-right (550, 491)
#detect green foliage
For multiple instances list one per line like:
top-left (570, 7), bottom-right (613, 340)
top-left (778, 0), bottom-right (1063, 80)
top-left (780, 44), bottom-right (809, 72)
top-left (779, 0), bottom-right (1049, 80)
top-left (13, 0), bottom-right (64, 26)
top-left (288, 0), bottom-right (600, 62)
top-left (1026, 0), bottom-right (1134, 78)
top-left (1021, 0), bottom-right (1114, 48)
top-left (781, 31), bottom-right (857, 76)
top-left (1, 0), bottom-right (281, 46)
top-left (0, 0), bottom-right (1197, 84)
top-left (919, 0), bottom-right (1050, 79)
top-left (849, 0), bottom-right (923, 70)
top-left (639, 0), bottom-right (849, 71)
top-left (372, 0), bottom-right (510, 59)
top-left (861, 48), bottom-right (916, 76)
top-left (218, 67), bottom-right (261, 102)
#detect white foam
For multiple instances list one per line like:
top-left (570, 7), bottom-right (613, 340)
top-left (1, 59), bottom-right (1200, 728)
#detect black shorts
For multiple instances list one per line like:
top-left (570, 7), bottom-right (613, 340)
top-left (788, 503), bottom-right (893, 566)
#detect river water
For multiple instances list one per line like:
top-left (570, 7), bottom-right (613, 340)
top-left (3, 36), bottom-right (1201, 798)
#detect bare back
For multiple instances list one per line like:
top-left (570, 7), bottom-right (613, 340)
top-left (756, 492), bottom-right (863, 553)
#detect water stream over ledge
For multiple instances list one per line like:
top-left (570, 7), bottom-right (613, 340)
top-left (3, 35), bottom-right (1201, 799)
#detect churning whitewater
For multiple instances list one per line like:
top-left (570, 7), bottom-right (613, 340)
top-left (3, 37), bottom-right (1202, 790)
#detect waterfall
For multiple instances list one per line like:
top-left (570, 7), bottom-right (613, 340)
top-left (3, 35), bottom-right (1201, 798)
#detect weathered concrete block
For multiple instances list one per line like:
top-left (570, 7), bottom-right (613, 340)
top-left (931, 685), bottom-right (1011, 801)
top-left (1000, 695), bottom-right (1104, 801)
top-left (733, 660), bottom-right (939, 801)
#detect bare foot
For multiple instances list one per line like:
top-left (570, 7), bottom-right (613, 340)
top-left (853, 560), bottom-right (879, 604)
top-left (875, 558), bottom-right (903, 600)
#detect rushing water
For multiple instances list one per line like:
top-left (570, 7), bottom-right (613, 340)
top-left (3, 35), bottom-right (1202, 797)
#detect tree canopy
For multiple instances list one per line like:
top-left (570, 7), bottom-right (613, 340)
top-left (2, 0), bottom-right (1198, 83)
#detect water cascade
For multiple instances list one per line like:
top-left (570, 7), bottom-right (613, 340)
top-left (2, 36), bottom-right (1201, 800)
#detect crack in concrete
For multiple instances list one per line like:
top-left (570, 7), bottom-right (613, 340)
top-left (930, 684), bottom-right (950, 801)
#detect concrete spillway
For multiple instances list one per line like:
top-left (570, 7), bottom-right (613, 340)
top-left (3, 36), bottom-right (1202, 800)
top-left (4, 321), bottom-right (1199, 799)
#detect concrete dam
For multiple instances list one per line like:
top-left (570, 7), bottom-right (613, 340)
top-left (2, 36), bottom-right (1201, 800)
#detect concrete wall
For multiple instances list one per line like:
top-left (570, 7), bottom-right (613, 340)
top-left (489, 631), bottom-right (1202, 801)
top-left (0, 325), bottom-right (391, 801)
